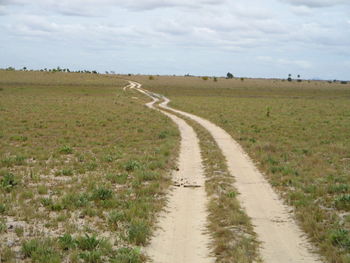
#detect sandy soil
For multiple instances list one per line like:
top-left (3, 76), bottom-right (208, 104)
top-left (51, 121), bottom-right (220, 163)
top-left (128, 81), bottom-right (214, 263)
top-left (129, 81), bottom-right (323, 263)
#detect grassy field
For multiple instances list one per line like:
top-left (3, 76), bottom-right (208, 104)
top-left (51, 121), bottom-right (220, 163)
top-left (0, 71), bottom-right (179, 262)
top-left (128, 75), bottom-right (350, 263)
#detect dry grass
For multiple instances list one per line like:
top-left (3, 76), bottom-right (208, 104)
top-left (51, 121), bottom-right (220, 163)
top-left (127, 75), bottom-right (350, 263)
top-left (0, 71), bottom-right (179, 262)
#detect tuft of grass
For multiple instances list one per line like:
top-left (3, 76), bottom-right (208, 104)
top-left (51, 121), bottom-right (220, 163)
top-left (330, 229), bottom-right (350, 250)
top-left (106, 173), bottom-right (128, 184)
top-left (59, 145), bottom-right (73, 154)
top-left (112, 247), bottom-right (143, 263)
top-left (124, 160), bottom-right (141, 172)
top-left (335, 194), bottom-right (350, 210)
top-left (127, 220), bottom-right (150, 245)
top-left (0, 172), bottom-right (18, 192)
top-left (91, 186), bottom-right (113, 201)
top-left (22, 239), bottom-right (61, 263)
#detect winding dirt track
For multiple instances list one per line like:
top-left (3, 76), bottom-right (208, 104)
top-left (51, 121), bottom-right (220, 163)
top-left (127, 81), bottom-right (322, 263)
top-left (129, 82), bottom-right (214, 263)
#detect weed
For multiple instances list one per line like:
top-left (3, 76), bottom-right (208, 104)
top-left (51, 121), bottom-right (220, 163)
top-left (112, 247), bottom-right (142, 263)
top-left (106, 173), bottom-right (128, 184)
top-left (61, 168), bottom-right (73, 176)
top-left (37, 185), bottom-right (48, 195)
top-left (335, 194), bottom-right (350, 210)
top-left (59, 145), bottom-right (73, 154)
top-left (79, 250), bottom-right (103, 263)
top-left (128, 220), bottom-right (150, 245)
top-left (0, 203), bottom-right (6, 213)
top-left (91, 187), bottom-right (113, 201)
top-left (124, 160), bottom-right (141, 172)
top-left (330, 229), bottom-right (350, 249)
top-left (15, 226), bottom-right (24, 237)
top-left (0, 172), bottom-right (18, 191)
top-left (0, 220), bottom-right (6, 233)
top-left (62, 193), bottom-right (89, 208)
top-left (158, 130), bottom-right (168, 139)
top-left (22, 239), bottom-right (61, 263)
top-left (77, 234), bottom-right (102, 251)
top-left (108, 211), bottom-right (125, 230)
top-left (58, 234), bottom-right (76, 250)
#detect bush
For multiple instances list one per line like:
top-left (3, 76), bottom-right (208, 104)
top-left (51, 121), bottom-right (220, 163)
top-left (149, 76), bottom-right (154, 80)
top-left (202, 76), bottom-right (209, 80)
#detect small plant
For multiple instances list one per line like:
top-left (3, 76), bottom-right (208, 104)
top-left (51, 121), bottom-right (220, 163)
top-left (1, 172), bottom-right (18, 191)
top-left (128, 220), bottom-right (150, 245)
top-left (59, 145), bottom-right (73, 154)
top-left (335, 194), bottom-right (350, 210)
top-left (124, 160), bottom-right (141, 172)
top-left (15, 226), bottom-right (24, 237)
top-left (266, 106), bottom-right (271, 117)
top-left (0, 203), bottom-right (6, 213)
top-left (61, 169), bottom-right (73, 176)
top-left (330, 229), bottom-right (350, 249)
top-left (0, 220), bottom-right (6, 233)
top-left (58, 234), bottom-right (76, 250)
top-left (106, 173), bottom-right (128, 184)
top-left (113, 247), bottom-right (143, 263)
top-left (79, 250), bottom-right (103, 263)
top-left (158, 130), bottom-right (168, 139)
top-left (149, 76), bottom-right (154, 80)
top-left (241, 77), bottom-right (244, 81)
top-left (37, 185), bottom-right (48, 195)
top-left (108, 211), bottom-right (125, 229)
top-left (62, 193), bottom-right (89, 208)
top-left (22, 239), bottom-right (61, 263)
top-left (213, 77), bottom-right (218, 82)
top-left (92, 187), bottom-right (113, 201)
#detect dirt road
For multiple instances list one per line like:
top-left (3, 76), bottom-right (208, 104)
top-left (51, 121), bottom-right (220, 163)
top-left (127, 81), bottom-right (322, 263)
top-left (128, 82), bottom-right (214, 263)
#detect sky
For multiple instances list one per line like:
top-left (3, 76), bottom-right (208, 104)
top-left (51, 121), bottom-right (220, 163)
top-left (0, 0), bottom-right (349, 80)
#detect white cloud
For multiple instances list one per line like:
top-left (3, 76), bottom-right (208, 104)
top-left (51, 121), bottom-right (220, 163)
top-left (281, 0), bottom-right (348, 8)
top-left (257, 56), bottom-right (312, 69)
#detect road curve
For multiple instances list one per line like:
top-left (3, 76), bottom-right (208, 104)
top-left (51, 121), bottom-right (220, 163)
top-left (129, 81), bottom-right (322, 263)
top-left (128, 81), bottom-right (214, 263)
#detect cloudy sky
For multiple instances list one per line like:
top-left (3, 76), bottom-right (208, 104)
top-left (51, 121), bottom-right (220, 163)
top-left (0, 0), bottom-right (349, 79)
